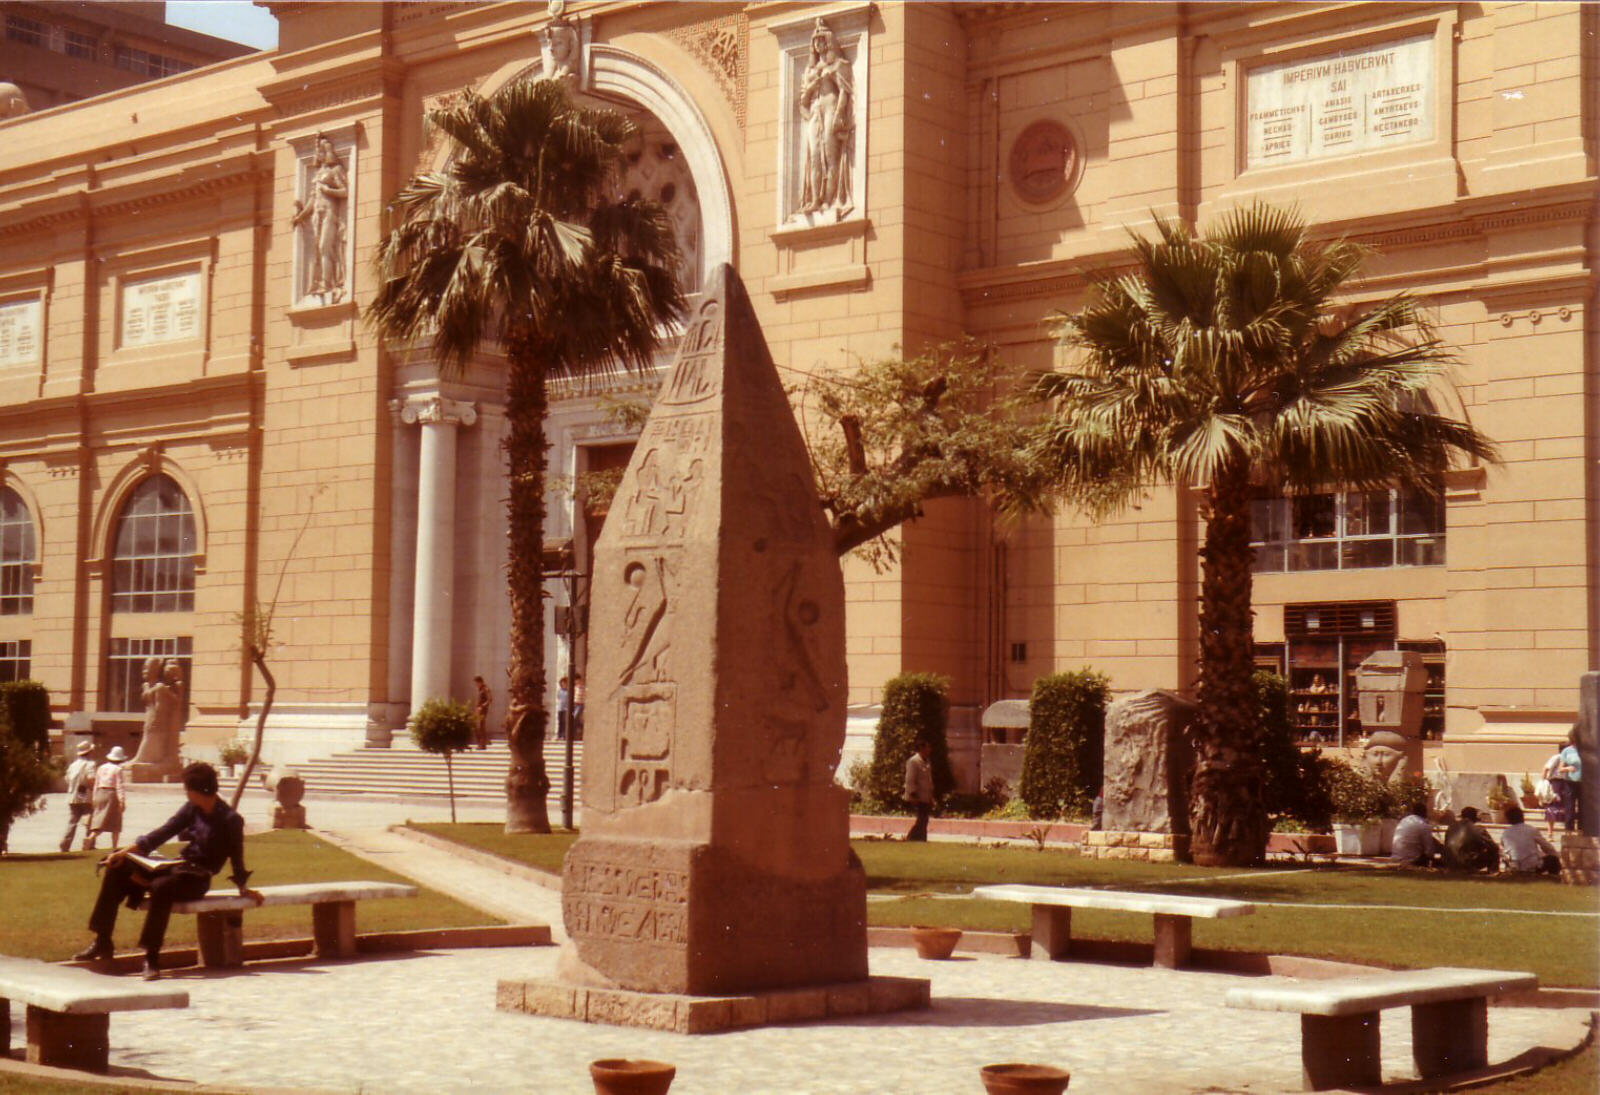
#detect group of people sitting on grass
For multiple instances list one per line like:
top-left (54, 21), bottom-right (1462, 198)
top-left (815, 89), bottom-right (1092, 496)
top-left (1390, 801), bottom-right (1559, 874)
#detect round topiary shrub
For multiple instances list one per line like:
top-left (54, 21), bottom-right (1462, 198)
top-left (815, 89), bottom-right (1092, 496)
top-left (1018, 669), bottom-right (1109, 820)
top-left (862, 673), bottom-right (954, 811)
top-left (410, 698), bottom-right (476, 821)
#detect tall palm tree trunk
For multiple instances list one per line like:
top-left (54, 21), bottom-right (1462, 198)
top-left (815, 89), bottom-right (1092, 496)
top-left (503, 343), bottom-right (552, 833)
top-left (1189, 457), bottom-right (1269, 865)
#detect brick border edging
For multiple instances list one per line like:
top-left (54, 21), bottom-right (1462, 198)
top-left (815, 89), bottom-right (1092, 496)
top-left (846, 814), bottom-right (1335, 853)
top-left (389, 824), bottom-right (565, 889)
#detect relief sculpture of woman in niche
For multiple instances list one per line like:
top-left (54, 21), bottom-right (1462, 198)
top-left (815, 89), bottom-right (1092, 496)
top-left (797, 18), bottom-right (854, 220)
top-left (291, 135), bottom-right (349, 303)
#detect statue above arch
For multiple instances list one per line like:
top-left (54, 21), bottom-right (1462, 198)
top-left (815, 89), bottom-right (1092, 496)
top-left (537, 0), bottom-right (587, 87)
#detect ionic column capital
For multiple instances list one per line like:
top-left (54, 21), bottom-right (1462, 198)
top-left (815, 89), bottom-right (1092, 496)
top-left (393, 395), bottom-right (478, 428)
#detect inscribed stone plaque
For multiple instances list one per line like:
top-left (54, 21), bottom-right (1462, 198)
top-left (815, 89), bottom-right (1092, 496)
top-left (121, 271), bottom-right (201, 348)
top-left (1246, 35), bottom-right (1434, 168)
top-left (560, 264), bottom-right (866, 997)
top-left (0, 298), bottom-right (40, 368)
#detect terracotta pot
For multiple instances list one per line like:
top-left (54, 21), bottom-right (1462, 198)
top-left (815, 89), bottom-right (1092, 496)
top-left (589, 1059), bottom-right (675, 1095)
top-left (980, 1062), bottom-right (1071, 1095)
top-left (910, 925), bottom-right (962, 960)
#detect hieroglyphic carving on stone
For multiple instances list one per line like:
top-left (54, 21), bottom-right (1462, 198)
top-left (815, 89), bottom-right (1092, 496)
top-left (290, 133), bottom-right (354, 307)
top-left (564, 859), bottom-right (689, 944)
top-left (614, 555), bottom-right (674, 803)
top-left (660, 298), bottom-right (724, 406)
top-left (618, 557), bottom-right (671, 686)
top-left (762, 560), bottom-right (831, 785)
top-left (665, 12), bottom-right (749, 129)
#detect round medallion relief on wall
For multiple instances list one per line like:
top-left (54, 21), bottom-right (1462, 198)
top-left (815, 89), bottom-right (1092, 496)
top-left (1008, 119), bottom-right (1081, 205)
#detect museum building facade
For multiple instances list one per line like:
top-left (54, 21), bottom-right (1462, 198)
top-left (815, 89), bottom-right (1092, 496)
top-left (0, 1), bottom-right (1593, 782)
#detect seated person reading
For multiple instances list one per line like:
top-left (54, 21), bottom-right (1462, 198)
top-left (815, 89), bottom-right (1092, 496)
top-left (1499, 805), bottom-right (1559, 875)
top-left (74, 761), bottom-right (263, 979)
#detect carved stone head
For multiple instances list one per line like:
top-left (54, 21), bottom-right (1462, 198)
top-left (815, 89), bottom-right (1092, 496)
top-left (142, 656), bottom-right (163, 684)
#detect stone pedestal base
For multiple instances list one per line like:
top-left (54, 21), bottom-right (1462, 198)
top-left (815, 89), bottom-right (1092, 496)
top-left (126, 761), bottom-right (181, 784)
top-left (497, 974), bottom-right (929, 1034)
top-left (1559, 834), bottom-right (1598, 885)
top-left (273, 804), bottom-right (307, 829)
top-left (1082, 830), bottom-right (1190, 864)
top-left (26, 1007), bottom-right (110, 1071)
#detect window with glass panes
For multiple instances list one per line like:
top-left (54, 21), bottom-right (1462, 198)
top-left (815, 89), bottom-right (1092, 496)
top-left (111, 476), bottom-right (196, 613)
top-left (0, 488), bottom-right (34, 615)
top-left (1250, 485), bottom-right (1445, 573)
top-left (103, 636), bottom-right (191, 713)
top-left (0, 639), bottom-right (30, 683)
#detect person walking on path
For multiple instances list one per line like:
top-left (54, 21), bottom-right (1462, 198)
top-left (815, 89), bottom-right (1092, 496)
top-left (1557, 727), bottom-right (1583, 833)
top-left (1540, 748), bottom-right (1566, 836)
top-left (555, 676), bottom-right (570, 741)
top-left (472, 676), bottom-right (492, 751)
top-left (75, 762), bottom-right (263, 980)
top-left (903, 738), bottom-right (934, 842)
top-left (571, 674), bottom-right (586, 741)
top-left (84, 745), bottom-right (128, 851)
top-left (59, 742), bottom-right (96, 852)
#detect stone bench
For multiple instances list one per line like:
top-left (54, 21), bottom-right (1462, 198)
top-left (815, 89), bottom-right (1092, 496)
top-left (170, 880), bottom-right (418, 968)
top-left (0, 955), bottom-right (188, 1072)
top-left (971, 884), bottom-right (1255, 968)
top-left (1224, 966), bottom-right (1538, 1090)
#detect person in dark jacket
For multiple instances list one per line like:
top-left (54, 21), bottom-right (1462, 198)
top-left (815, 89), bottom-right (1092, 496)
top-left (74, 762), bottom-right (263, 979)
top-left (1442, 806), bottom-right (1499, 873)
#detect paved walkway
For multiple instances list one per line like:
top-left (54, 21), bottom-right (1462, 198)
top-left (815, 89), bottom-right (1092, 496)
top-left (4, 788), bottom-right (1592, 1094)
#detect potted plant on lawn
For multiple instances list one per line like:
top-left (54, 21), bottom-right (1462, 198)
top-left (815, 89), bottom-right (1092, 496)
top-left (1518, 773), bottom-right (1540, 811)
top-left (1326, 759), bottom-right (1390, 856)
top-left (218, 740), bottom-right (249, 780)
top-left (1487, 781), bottom-right (1515, 825)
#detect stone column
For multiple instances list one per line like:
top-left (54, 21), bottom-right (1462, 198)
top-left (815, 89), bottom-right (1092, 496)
top-left (378, 399), bottom-right (422, 744)
top-left (402, 396), bottom-right (476, 715)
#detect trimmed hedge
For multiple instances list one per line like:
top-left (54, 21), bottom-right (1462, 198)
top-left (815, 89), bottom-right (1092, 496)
top-left (1018, 669), bottom-right (1109, 819)
top-left (0, 680), bottom-right (50, 754)
top-left (862, 673), bottom-right (954, 810)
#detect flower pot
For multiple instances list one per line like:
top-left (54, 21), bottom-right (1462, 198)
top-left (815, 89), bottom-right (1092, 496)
top-left (1521, 794), bottom-right (1540, 810)
top-left (1378, 818), bottom-right (1398, 856)
top-left (980, 1063), bottom-right (1071, 1095)
top-left (911, 926), bottom-right (962, 960)
top-left (1333, 822), bottom-right (1382, 857)
top-left (589, 1059), bottom-right (675, 1095)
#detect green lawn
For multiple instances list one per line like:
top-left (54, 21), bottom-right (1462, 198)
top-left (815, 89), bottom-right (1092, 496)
top-left (0, 830), bottom-right (500, 962)
top-left (404, 827), bottom-right (1599, 987)
top-left (408, 822), bottom-right (576, 874)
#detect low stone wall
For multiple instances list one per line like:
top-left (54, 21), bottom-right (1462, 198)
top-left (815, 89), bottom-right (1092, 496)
top-left (1082, 829), bottom-right (1189, 863)
top-left (1559, 834), bottom-right (1598, 885)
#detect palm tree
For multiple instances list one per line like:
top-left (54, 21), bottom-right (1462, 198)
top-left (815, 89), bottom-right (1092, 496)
top-left (1034, 203), bottom-right (1496, 866)
top-left (368, 77), bottom-right (683, 833)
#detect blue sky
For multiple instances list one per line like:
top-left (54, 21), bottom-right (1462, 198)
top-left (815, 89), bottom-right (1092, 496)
top-left (166, 0), bottom-right (280, 51)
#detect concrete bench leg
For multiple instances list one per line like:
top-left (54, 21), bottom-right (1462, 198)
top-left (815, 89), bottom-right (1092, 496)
top-left (26, 1006), bottom-right (110, 1072)
top-left (1300, 1012), bottom-right (1380, 1091)
top-left (1029, 905), bottom-right (1071, 961)
top-left (197, 910), bottom-right (245, 968)
top-left (313, 900), bottom-right (357, 959)
top-left (1412, 997), bottom-right (1488, 1078)
top-left (1152, 914), bottom-right (1192, 969)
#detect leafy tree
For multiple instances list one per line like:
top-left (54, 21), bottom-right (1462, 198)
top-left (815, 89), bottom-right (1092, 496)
top-left (1018, 670), bottom-right (1110, 820)
top-left (369, 77), bottom-right (683, 833)
top-left (0, 711), bottom-right (56, 854)
top-left (1034, 203), bottom-right (1496, 865)
top-left (797, 338), bottom-right (1049, 566)
top-left (1255, 670), bottom-right (1331, 830)
top-left (861, 673), bottom-right (953, 810)
top-left (410, 698), bottom-right (476, 823)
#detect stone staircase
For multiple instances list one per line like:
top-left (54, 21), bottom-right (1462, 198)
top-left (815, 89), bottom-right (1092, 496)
top-left (290, 740), bottom-right (583, 808)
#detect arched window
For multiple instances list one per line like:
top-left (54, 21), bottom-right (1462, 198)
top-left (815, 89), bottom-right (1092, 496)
top-left (111, 475), bottom-right (195, 613)
top-left (0, 486), bottom-right (35, 615)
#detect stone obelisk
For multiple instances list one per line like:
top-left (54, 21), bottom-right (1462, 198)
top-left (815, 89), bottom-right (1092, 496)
top-left (563, 262), bottom-right (864, 994)
top-left (501, 266), bottom-right (926, 1032)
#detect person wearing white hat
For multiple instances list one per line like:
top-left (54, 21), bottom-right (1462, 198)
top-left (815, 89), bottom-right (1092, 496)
top-left (84, 745), bottom-right (128, 851)
top-left (59, 741), bottom-right (97, 852)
